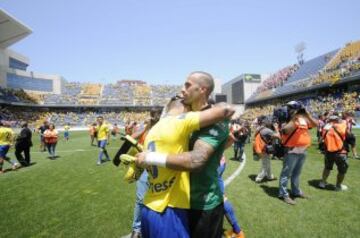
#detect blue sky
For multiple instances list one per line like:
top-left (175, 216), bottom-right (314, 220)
top-left (0, 0), bottom-right (359, 85)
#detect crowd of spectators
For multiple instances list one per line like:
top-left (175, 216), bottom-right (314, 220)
top-left (40, 82), bottom-right (181, 106)
top-left (0, 81), bottom-right (181, 107)
top-left (0, 107), bottom-right (48, 128)
top-left (0, 88), bottom-right (38, 104)
top-left (151, 85), bottom-right (182, 106)
top-left (250, 41), bottom-right (360, 102)
top-left (42, 82), bottom-right (81, 105)
top-left (301, 41), bottom-right (360, 87)
top-left (243, 90), bottom-right (360, 122)
top-left (0, 106), bottom-right (151, 129)
top-left (252, 64), bottom-right (299, 95)
top-left (310, 56), bottom-right (360, 86)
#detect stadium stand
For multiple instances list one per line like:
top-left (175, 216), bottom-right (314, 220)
top-left (78, 84), bottom-right (102, 105)
top-left (247, 41), bottom-right (360, 104)
top-left (99, 83), bottom-right (133, 105)
top-left (325, 41), bottom-right (360, 71)
top-left (243, 90), bottom-right (360, 121)
top-left (247, 64), bottom-right (299, 102)
top-left (133, 84), bottom-right (151, 106)
top-left (0, 106), bottom-right (151, 128)
top-left (287, 49), bottom-right (339, 83)
top-left (151, 85), bottom-right (182, 106)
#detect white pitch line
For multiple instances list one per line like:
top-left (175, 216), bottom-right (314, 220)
top-left (224, 153), bottom-right (246, 187)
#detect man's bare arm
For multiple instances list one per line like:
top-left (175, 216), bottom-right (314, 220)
top-left (281, 120), bottom-right (296, 135)
top-left (304, 111), bottom-right (318, 128)
top-left (135, 139), bottom-right (215, 172)
top-left (199, 103), bottom-right (235, 128)
top-left (166, 139), bottom-right (214, 172)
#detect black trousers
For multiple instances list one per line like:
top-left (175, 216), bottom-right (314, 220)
top-left (15, 146), bottom-right (31, 166)
top-left (189, 203), bottom-right (224, 238)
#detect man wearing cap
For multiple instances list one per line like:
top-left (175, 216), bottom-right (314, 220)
top-left (278, 101), bottom-right (318, 205)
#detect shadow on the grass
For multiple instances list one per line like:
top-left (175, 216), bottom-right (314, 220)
top-left (308, 179), bottom-right (335, 191)
top-left (19, 162), bottom-right (37, 168)
top-left (259, 185), bottom-right (279, 198)
top-left (28, 162), bottom-right (37, 167)
top-left (248, 174), bottom-right (278, 184)
top-left (248, 174), bottom-right (257, 182)
top-left (229, 157), bottom-right (241, 162)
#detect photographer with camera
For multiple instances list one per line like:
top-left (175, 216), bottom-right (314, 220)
top-left (278, 101), bottom-right (318, 205)
top-left (253, 115), bottom-right (280, 183)
top-left (318, 114), bottom-right (349, 191)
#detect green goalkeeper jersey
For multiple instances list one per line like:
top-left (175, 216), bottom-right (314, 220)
top-left (189, 119), bottom-right (229, 210)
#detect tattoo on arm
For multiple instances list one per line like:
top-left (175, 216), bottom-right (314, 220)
top-left (166, 139), bottom-right (215, 172)
top-left (188, 140), bottom-right (214, 172)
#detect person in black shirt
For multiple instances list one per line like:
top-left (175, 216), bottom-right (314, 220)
top-left (38, 121), bottom-right (49, 152)
top-left (15, 122), bottom-right (33, 166)
top-left (232, 122), bottom-right (249, 161)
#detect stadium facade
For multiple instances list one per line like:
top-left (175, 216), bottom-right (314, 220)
top-left (0, 9), bottom-right (64, 95)
top-left (221, 73), bottom-right (266, 113)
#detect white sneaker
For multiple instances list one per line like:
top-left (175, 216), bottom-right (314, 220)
top-left (96, 161), bottom-right (102, 166)
top-left (335, 184), bottom-right (348, 191)
top-left (318, 181), bottom-right (326, 189)
top-left (255, 177), bottom-right (263, 183)
top-left (12, 162), bottom-right (20, 170)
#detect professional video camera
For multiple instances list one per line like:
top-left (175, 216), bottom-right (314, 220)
top-left (273, 101), bottom-right (306, 124)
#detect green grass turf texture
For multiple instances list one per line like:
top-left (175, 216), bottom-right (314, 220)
top-left (1, 129), bottom-right (359, 238)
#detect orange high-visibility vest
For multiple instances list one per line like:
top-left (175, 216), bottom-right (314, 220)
top-left (44, 129), bottom-right (58, 144)
top-left (253, 128), bottom-right (267, 154)
top-left (323, 121), bottom-right (347, 153)
top-left (282, 118), bottom-right (311, 148)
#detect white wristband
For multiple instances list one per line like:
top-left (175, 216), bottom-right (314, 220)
top-left (145, 152), bottom-right (167, 167)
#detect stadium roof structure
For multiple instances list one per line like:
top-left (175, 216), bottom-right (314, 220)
top-left (0, 9), bottom-right (32, 49)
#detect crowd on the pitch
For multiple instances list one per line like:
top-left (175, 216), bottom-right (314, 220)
top-left (1, 71), bottom-right (359, 238)
top-left (249, 101), bottom-right (358, 206)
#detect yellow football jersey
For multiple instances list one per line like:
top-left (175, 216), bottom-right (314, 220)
top-left (143, 111), bottom-right (200, 213)
top-left (97, 123), bottom-right (109, 141)
top-left (0, 127), bottom-right (14, 146)
top-left (64, 125), bottom-right (70, 131)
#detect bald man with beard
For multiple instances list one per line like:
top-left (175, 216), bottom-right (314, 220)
top-left (136, 72), bottom-right (232, 238)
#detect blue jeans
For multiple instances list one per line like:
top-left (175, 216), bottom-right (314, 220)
top-left (132, 171), bottom-right (149, 232)
top-left (279, 152), bottom-right (306, 198)
top-left (46, 143), bottom-right (57, 157)
top-left (234, 142), bottom-right (245, 160)
top-left (97, 140), bottom-right (109, 163)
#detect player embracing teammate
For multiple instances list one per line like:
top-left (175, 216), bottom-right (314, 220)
top-left (135, 71), bottom-right (238, 238)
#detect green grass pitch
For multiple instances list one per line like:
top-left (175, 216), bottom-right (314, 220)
top-left (1, 129), bottom-right (360, 238)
